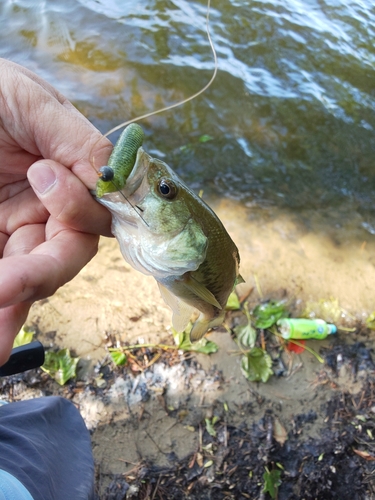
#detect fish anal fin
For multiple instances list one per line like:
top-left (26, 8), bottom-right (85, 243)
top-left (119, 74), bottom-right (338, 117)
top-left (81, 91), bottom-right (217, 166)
top-left (184, 275), bottom-right (222, 309)
top-left (157, 282), bottom-right (194, 333)
top-left (189, 310), bottom-right (226, 342)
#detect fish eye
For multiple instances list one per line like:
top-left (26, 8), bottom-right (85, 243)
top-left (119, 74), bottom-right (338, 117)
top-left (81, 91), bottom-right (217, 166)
top-left (157, 178), bottom-right (178, 199)
top-left (98, 166), bottom-right (114, 182)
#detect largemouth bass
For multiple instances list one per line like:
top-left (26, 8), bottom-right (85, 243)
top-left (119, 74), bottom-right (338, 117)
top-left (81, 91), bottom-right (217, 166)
top-left (95, 124), bottom-right (242, 341)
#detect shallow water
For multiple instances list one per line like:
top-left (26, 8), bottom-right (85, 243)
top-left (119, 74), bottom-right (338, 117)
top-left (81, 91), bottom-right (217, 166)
top-left (2, 0), bottom-right (375, 311)
top-left (2, 0), bottom-right (375, 232)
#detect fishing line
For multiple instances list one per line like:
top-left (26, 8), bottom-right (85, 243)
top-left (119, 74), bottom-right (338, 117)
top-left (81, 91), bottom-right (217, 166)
top-left (92, 0), bottom-right (217, 226)
top-left (102, 0), bottom-right (217, 139)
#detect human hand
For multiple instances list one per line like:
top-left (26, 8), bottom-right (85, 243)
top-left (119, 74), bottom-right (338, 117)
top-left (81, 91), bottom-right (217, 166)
top-left (0, 58), bottom-right (113, 366)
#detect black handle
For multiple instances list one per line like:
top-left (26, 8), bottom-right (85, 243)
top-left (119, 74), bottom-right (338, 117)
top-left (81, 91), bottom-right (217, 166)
top-left (0, 342), bottom-right (45, 376)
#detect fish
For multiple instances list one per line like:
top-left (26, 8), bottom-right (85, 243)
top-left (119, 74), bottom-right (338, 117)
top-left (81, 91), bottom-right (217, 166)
top-left (95, 123), bottom-right (243, 341)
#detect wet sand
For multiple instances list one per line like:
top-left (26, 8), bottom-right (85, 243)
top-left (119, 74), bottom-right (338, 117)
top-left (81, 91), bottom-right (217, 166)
top-left (23, 199), bottom-right (375, 495)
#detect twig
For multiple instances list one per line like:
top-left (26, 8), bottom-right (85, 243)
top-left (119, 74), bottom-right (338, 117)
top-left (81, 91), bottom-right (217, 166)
top-left (151, 474), bottom-right (162, 500)
top-left (109, 343), bottom-right (178, 352)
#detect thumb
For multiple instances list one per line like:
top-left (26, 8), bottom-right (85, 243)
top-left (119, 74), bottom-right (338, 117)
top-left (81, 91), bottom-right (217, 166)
top-left (28, 160), bottom-right (112, 237)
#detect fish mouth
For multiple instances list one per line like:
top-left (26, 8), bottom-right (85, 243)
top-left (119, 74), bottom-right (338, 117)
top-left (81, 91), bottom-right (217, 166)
top-left (93, 147), bottom-right (152, 227)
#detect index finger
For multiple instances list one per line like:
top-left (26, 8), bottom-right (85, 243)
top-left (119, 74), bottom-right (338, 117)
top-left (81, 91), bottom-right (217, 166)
top-left (0, 58), bottom-right (113, 188)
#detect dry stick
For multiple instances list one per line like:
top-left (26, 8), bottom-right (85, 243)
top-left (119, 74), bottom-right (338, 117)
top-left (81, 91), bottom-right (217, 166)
top-left (151, 474), bottom-right (162, 500)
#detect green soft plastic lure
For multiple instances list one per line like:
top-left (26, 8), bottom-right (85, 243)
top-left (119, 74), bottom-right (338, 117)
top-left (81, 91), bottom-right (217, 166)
top-left (96, 123), bottom-right (144, 198)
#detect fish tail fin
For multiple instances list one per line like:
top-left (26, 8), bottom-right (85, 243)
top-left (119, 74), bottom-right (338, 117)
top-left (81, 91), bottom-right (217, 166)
top-left (189, 310), bottom-right (226, 342)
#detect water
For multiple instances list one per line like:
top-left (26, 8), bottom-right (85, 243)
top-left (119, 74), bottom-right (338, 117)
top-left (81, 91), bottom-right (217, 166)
top-left (1, 0), bottom-right (375, 238)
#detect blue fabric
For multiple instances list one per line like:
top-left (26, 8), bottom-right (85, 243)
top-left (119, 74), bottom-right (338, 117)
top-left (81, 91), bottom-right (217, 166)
top-left (0, 397), bottom-right (95, 500)
top-left (0, 469), bottom-right (34, 500)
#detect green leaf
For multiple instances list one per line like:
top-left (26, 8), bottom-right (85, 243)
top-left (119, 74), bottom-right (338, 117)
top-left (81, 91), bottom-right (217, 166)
top-left (252, 300), bottom-right (288, 329)
top-left (233, 302), bottom-right (257, 347)
top-left (205, 418), bottom-right (217, 437)
top-left (241, 348), bottom-right (273, 383)
top-left (184, 338), bottom-right (218, 354)
top-left (234, 322), bottom-right (257, 348)
top-left (42, 349), bottom-right (79, 385)
top-left (366, 312), bottom-right (375, 330)
top-left (174, 328), bottom-right (218, 354)
top-left (199, 134), bottom-right (213, 143)
top-left (110, 350), bottom-right (127, 366)
top-left (172, 328), bottom-right (185, 346)
top-left (263, 469), bottom-right (282, 499)
top-left (13, 326), bottom-right (34, 348)
top-left (226, 291), bottom-right (241, 310)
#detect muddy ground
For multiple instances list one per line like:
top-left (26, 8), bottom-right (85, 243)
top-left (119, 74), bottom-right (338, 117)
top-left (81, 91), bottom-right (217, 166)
top-left (2, 200), bottom-right (375, 499)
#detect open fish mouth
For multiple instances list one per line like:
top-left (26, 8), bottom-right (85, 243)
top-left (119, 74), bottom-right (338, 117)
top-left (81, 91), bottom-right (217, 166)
top-left (94, 147), bottom-right (151, 224)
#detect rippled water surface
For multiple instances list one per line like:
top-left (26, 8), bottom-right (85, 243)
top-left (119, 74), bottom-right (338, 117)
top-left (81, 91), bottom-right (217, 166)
top-left (1, 0), bottom-right (375, 238)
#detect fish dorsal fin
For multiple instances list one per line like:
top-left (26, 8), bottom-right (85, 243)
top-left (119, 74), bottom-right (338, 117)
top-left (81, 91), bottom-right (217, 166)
top-left (184, 275), bottom-right (222, 310)
top-left (157, 282), bottom-right (194, 332)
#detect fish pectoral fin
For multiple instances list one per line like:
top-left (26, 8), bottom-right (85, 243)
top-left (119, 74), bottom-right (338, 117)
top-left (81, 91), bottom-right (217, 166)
top-left (236, 274), bottom-right (245, 285)
top-left (157, 282), bottom-right (194, 333)
top-left (184, 275), bottom-right (222, 309)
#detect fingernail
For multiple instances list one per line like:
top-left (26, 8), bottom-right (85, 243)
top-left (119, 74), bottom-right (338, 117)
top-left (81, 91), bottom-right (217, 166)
top-left (28, 164), bottom-right (57, 194)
